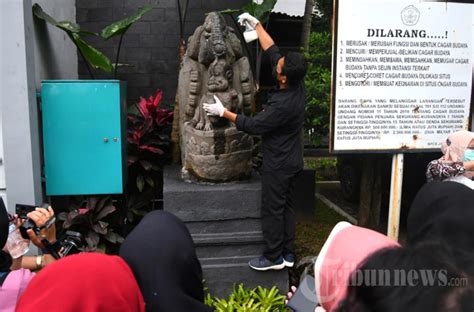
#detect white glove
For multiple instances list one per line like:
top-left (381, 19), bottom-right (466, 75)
top-left (203, 95), bottom-right (226, 117)
top-left (237, 12), bottom-right (260, 29)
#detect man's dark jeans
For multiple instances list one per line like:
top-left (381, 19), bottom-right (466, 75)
top-left (261, 170), bottom-right (300, 261)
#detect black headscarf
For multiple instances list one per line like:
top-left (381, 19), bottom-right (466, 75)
top-left (0, 198), bottom-right (8, 250)
top-left (407, 181), bottom-right (474, 272)
top-left (0, 197), bottom-right (12, 274)
top-left (119, 211), bottom-right (211, 312)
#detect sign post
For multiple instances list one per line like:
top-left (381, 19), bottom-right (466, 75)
top-left (331, 0), bottom-right (473, 239)
top-left (387, 153), bottom-right (404, 240)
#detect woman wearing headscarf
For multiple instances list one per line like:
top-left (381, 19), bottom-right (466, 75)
top-left (290, 219), bottom-right (474, 311)
top-left (287, 222), bottom-right (400, 311)
top-left (15, 253), bottom-right (145, 312)
top-left (312, 222), bottom-right (400, 311)
top-left (426, 130), bottom-right (474, 188)
top-left (0, 200), bottom-right (33, 311)
top-left (407, 181), bottom-right (474, 273)
top-left (0, 200), bottom-right (56, 311)
top-left (119, 211), bottom-right (212, 312)
top-left (338, 242), bottom-right (474, 312)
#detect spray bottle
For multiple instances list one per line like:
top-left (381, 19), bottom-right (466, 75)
top-left (243, 20), bottom-right (258, 43)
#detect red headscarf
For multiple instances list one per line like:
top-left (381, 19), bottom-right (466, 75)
top-left (16, 253), bottom-right (145, 312)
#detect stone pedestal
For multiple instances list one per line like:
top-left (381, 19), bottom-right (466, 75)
top-left (163, 166), bottom-right (288, 298)
top-left (183, 124), bottom-right (253, 182)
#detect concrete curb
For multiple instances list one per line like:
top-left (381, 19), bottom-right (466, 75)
top-left (315, 192), bottom-right (358, 225)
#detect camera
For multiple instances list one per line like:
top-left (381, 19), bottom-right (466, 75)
top-left (60, 231), bottom-right (84, 257)
top-left (16, 204), bottom-right (37, 219)
top-left (19, 219), bottom-right (41, 239)
top-left (16, 204), bottom-right (55, 240)
top-left (40, 230), bottom-right (84, 259)
top-left (14, 203), bottom-right (84, 258)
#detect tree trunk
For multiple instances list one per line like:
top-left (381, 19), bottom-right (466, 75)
top-left (301, 0), bottom-right (315, 50)
top-left (358, 155), bottom-right (382, 230)
top-left (299, 0), bottom-right (314, 152)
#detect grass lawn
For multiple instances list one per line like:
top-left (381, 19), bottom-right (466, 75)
top-left (295, 198), bottom-right (349, 257)
top-left (290, 198), bottom-right (349, 285)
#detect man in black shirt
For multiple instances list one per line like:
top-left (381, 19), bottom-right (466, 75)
top-left (204, 13), bottom-right (307, 271)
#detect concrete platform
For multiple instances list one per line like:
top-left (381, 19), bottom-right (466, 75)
top-left (164, 166), bottom-right (288, 298)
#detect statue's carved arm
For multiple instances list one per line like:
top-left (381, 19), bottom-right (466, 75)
top-left (186, 69), bottom-right (201, 122)
top-left (238, 57), bottom-right (253, 115)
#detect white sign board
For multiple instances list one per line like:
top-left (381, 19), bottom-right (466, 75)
top-left (331, 0), bottom-right (473, 152)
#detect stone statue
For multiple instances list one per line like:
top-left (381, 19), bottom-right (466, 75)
top-left (178, 12), bottom-right (255, 182)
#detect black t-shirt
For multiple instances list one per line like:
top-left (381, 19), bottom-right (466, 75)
top-left (235, 45), bottom-right (305, 173)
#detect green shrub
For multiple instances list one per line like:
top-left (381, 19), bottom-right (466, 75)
top-left (304, 32), bottom-right (332, 146)
top-left (304, 157), bottom-right (337, 171)
top-left (205, 284), bottom-right (287, 312)
top-left (304, 157), bottom-right (338, 181)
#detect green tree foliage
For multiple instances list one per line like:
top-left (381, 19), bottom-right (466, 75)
top-left (304, 31), bottom-right (332, 145)
top-left (33, 3), bottom-right (155, 78)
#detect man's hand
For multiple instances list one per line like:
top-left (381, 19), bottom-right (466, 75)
top-left (237, 13), bottom-right (260, 29)
top-left (203, 95), bottom-right (226, 117)
top-left (285, 286), bottom-right (297, 304)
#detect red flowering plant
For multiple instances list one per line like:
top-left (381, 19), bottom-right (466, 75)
top-left (126, 89), bottom-right (173, 221)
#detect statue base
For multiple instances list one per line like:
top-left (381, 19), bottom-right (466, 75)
top-left (183, 123), bottom-right (253, 182)
top-left (163, 166), bottom-right (288, 298)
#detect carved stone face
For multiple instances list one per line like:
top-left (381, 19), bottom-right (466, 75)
top-left (204, 13), bottom-right (225, 33)
top-left (201, 13), bottom-right (227, 58)
top-left (208, 59), bottom-right (232, 92)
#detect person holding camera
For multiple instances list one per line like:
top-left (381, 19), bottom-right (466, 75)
top-left (203, 12), bottom-right (308, 271)
top-left (1, 200), bottom-right (57, 312)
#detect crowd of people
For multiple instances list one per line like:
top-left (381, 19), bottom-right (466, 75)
top-left (281, 128), bottom-right (474, 311)
top-left (1, 132), bottom-right (473, 312)
top-left (304, 181), bottom-right (474, 311)
top-left (1, 206), bottom-right (212, 312)
top-left (2, 178), bottom-right (474, 311)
